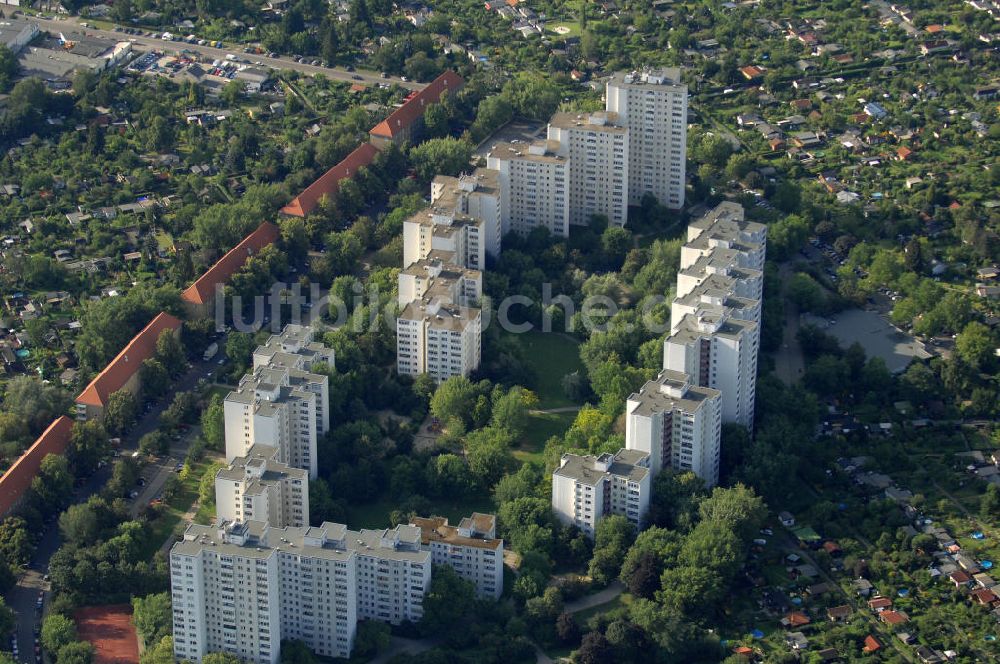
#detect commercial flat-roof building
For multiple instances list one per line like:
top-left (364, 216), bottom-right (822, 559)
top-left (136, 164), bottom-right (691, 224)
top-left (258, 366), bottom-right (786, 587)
top-left (551, 449), bottom-right (651, 537)
top-left (215, 445), bottom-right (309, 528)
top-left (0, 18), bottom-right (39, 55)
top-left (486, 140), bottom-right (570, 237)
top-left (606, 68), bottom-right (688, 209)
top-left (170, 519), bottom-right (431, 663)
top-left (626, 370), bottom-right (722, 486)
top-left (410, 512), bottom-right (503, 599)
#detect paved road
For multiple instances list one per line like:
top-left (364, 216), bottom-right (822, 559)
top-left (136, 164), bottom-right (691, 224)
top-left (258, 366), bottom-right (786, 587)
top-left (3, 347), bottom-right (224, 664)
top-left (0, 4), bottom-right (425, 91)
top-left (773, 262), bottom-right (804, 385)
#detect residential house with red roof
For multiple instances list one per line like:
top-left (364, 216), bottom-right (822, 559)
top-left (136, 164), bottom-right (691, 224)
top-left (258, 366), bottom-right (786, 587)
top-left (369, 71), bottom-right (464, 148)
top-left (0, 416), bottom-right (74, 516)
top-left (75, 312), bottom-right (183, 420)
top-left (181, 222), bottom-right (280, 318)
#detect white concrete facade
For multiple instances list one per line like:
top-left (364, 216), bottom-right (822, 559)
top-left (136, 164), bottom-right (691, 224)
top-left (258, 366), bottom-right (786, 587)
top-left (547, 112), bottom-right (629, 227)
top-left (215, 445), bottom-right (310, 528)
top-left (430, 170), bottom-right (503, 259)
top-left (397, 300), bottom-right (482, 381)
top-left (486, 140), bottom-right (570, 237)
top-left (664, 308), bottom-right (758, 429)
top-left (170, 520), bottom-right (431, 663)
top-left (225, 326), bottom-right (334, 479)
top-left (606, 68), bottom-right (688, 209)
top-left (410, 513), bottom-right (503, 600)
top-left (625, 370), bottom-right (723, 487)
top-left (551, 449), bottom-right (650, 537)
top-left (681, 202), bottom-right (768, 272)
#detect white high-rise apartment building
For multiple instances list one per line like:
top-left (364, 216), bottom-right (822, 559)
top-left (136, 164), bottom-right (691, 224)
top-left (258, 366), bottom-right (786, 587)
top-left (224, 327), bottom-right (333, 479)
top-left (397, 258), bottom-right (482, 309)
top-left (671, 276), bottom-right (761, 333)
top-left (486, 140), bottom-right (570, 237)
top-left (676, 248), bottom-right (764, 302)
top-left (606, 68), bottom-right (688, 209)
top-left (430, 169), bottom-right (503, 258)
top-left (251, 324), bottom-right (334, 433)
top-left (664, 308), bottom-right (758, 429)
top-left (170, 520), bottom-right (431, 664)
top-left (403, 169), bottom-right (502, 273)
top-left (410, 512), bottom-right (503, 599)
top-left (551, 449), bottom-right (650, 537)
top-left (547, 111), bottom-right (629, 227)
top-left (402, 208), bottom-right (487, 271)
top-left (681, 201), bottom-right (768, 271)
top-left (215, 445), bottom-right (310, 528)
top-left (397, 300), bottom-right (482, 381)
top-left (625, 370), bottom-right (723, 486)
top-left (170, 521), bottom-right (356, 664)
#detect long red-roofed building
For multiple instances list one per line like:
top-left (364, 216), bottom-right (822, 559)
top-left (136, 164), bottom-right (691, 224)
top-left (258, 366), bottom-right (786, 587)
top-left (75, 312), bottom-right (183, 420)
top-left (369, 70), bottom-right (464, 148)
top-left (181, 221), bottom-right (280, 317)
top-left (0, 416), bottom-right (74, 517)
top-left (280, 143), bottom-right (380, 218)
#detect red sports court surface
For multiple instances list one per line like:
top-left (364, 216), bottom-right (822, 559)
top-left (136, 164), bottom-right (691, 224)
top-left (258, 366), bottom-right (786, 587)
top-left (74, 605), bottom-right (140, 664)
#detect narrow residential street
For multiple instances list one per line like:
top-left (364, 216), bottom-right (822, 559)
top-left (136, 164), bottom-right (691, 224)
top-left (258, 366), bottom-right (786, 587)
top-left (4, 347), bottom-right (225, 664)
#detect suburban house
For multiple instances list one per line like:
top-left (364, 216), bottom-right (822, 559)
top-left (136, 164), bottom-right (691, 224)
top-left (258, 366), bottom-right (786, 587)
top-left (0, 416), bottom-right (74, 517)
top-left (180, 222), bottom-right (280, 318)
top-left (75, 312), bottom-right (183, 420)
top-left (368, 70), bottom-right (464, 148)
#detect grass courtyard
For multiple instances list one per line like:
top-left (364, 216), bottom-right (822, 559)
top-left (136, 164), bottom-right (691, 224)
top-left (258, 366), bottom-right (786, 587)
top-left (505, 330), bottom-right (586, 409)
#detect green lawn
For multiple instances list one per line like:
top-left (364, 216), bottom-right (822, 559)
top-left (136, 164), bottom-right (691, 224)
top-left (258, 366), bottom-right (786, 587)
top-left (547, 21), bottom-right (582, 38)
top-left (346, 494), bottom-right (497, 530)
top-left (514, 411), bottom-right (576, 465)
top-left (505, 330), bottom-right (585, 409)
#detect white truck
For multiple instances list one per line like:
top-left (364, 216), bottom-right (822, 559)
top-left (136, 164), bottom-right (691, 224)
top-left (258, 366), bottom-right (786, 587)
top-left (202, 342), bottom-right (219, 361)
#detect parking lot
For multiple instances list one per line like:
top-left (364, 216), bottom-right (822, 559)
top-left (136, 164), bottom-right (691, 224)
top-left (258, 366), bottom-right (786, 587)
top-left (802, 308), bottom-right (932, 373)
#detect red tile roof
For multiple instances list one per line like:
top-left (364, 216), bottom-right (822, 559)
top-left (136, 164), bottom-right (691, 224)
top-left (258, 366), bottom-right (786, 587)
top-left (280, 143), bottom-right (379, 217)
top-left (863, 635), bottom-right (881, 652)
top-left (972, 588), bottom-right (998, 604)
top-left (75, 312), bottom-right (183, 408)
top-left (880, 609), bottom-right (908, 625)
top-left (784, 612), bottom-right (811, 627)
top-left (868, 596), bottom-right (892, 610)
top-left (369, 70), bottom-right (464, 140)
top-left (0, 416), bottom-right (73, 516)
top-left (181, 222), bottom-right (280, 303)
top-left (951, 570), bottom-right (972, 585)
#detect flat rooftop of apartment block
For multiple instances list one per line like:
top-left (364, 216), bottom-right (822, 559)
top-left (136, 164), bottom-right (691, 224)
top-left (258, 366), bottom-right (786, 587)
top-left (609, 68), bottom-right (685, 89)
top-left (487, 140), bottom-right (567, 164)
top-left (174, 520), bottom-right (429, 563)
top-left (628, 370), bottom-right (720, 416)
top-left (555, 449), bottom-right (649, 486)
top-left (549, 111), bottom-right (627, 132)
